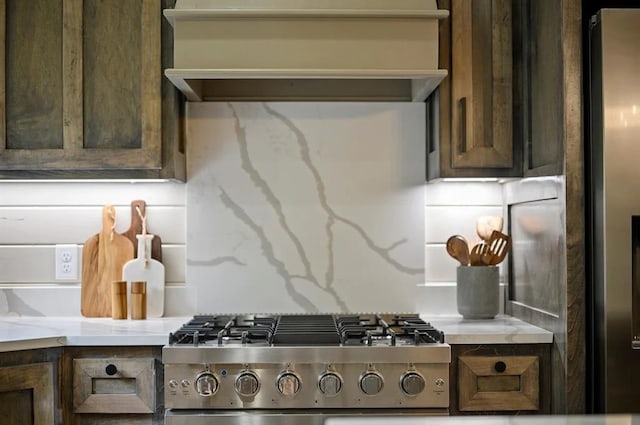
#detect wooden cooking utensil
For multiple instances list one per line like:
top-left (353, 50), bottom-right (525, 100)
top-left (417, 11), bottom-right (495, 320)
top-left (469, 242), bottom-right (489, 266)
top-left (481, 230), bottom-right (512, 266)
top-left (476, 216), bottom-right (504, 242)
top-left (121, 200), bottom-right (163, 263)
top-left (81, 205), bottom-right (134, 317)
top-left (446, 235), bottom-right (470, 266)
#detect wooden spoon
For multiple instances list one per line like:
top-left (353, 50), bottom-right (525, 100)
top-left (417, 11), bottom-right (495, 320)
top-left (446, 235), bottom-right (470, 266)
top-left (476, 216), bottom-right (504, 242)
top-left (481, 230), bottom-right (512, 266)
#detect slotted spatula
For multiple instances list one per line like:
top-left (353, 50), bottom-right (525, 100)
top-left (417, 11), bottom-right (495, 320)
top-left (469, 242), bottom-right (489, 266)
top-left (481, 230), bottom-right (512, 266)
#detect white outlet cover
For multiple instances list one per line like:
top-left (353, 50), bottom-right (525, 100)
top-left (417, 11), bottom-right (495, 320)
top-left (55, 244), bottom-right (79, 280)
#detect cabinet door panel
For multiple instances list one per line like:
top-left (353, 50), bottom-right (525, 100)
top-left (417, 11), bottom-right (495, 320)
top-left (450, 0), bottom-right (512, 169)
top-left (4, 0), bottom-right (63, 150)
top-left (83, 0), bottom-right (142, 150)
top-left (0, 389), bottom-right (34, 425)
top-left (528, 0), bottom-right (563, 172)
top-left (513, 0), bottom-right (563, 177)
top-left (0, 362), bottom-right (54, 425)
top-left (0, 0), bottom-right (162, 172)
top-left (428, 0), bottom-right (520, 180)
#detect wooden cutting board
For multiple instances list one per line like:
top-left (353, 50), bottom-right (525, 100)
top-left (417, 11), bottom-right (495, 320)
top-left (121, 200), bottom-right (163, 263)
top-left (81, 205), bottom-right (135, 317)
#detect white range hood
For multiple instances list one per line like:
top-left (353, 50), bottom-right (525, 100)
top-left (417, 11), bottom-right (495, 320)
top-left (164, 0), bottom-right (448, 102)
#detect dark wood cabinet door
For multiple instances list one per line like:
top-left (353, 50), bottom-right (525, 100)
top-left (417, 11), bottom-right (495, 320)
top-left (0, 0), bottom-right (185, 179)
top-left (428, 0), bottom-right (520, 180)
top-left (513, 0), bottom-right (564, 177)
top-left (450, 0), bottom-right (513, 170)
top-left (0, 362), bottom-right (55, 425)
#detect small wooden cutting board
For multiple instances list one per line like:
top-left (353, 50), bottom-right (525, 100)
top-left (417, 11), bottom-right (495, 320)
top-left (121, 200), bottom-right (163, 263)
top-left (81, 205), bottom-right (134, 317)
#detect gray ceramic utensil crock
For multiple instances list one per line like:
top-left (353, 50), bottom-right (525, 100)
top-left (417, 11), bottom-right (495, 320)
top-left (456, 265), bottom-right (499, 319)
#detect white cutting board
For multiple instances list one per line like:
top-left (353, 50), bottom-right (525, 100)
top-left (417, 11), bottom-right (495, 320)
top-left (122, 234), bottom-right (165, 318)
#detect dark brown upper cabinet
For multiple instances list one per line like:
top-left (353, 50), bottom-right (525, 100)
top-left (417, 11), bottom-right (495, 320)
top-left (428, 0), bottom-right (521, 180)
top-left (0, 0), bottom-right (184, 180)
top-left (513, 0), bottom-right (564, 177)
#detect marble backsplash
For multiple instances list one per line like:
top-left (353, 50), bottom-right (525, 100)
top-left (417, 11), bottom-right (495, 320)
top-left (186, 102), bottom-right (426, 313)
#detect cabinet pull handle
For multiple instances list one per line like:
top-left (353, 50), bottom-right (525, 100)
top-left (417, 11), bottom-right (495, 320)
top-left (459, 97), bottom-right (467, 153)
top-left (494, 361), bottom-right (507, 373)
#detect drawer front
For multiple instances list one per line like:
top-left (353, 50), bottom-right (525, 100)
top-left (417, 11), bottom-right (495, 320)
top-left (458, 355), bottom-right (539, 411)
top-left (73, 357), bottom-right (156, 413)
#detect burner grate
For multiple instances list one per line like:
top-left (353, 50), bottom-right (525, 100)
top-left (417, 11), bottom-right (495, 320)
top-left (272, 315), bottom-right (340, 345)
top-left (168, 314), bottom-right (445, 346)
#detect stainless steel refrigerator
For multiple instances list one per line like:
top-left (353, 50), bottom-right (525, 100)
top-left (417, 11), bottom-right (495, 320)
top-left (588, 8), bottom-right (640, 413)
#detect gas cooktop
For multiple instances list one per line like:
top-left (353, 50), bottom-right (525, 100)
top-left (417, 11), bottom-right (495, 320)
top-left (168, 313), bottom-right (445, 347)
top-left (163, 313), bottom-right (450, 414)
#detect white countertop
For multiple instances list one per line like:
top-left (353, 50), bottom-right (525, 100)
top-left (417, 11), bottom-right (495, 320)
top-left (424, 315), bottom-right (554, 344)
top-left (325, 415), bottom-right (636, 425)
top-left (0, 314), bottom-right (552, 353)
top-left (0, 316), bottom-right (190, 352)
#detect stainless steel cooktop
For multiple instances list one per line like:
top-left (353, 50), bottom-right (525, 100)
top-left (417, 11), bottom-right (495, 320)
top-left (163, 314), bottom-right (450, 412)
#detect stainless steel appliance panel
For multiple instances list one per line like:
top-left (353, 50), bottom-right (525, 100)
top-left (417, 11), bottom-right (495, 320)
top-left (162, 344), bottom-right (451, 365)
top-left (165, 362), bottom-right (449, 409)
top-left (162, 314), bottom-right (450, 419)
top-left (589, 8), bottom-right (640, 413)
top-left (165, 409), bottom-right (449, 425)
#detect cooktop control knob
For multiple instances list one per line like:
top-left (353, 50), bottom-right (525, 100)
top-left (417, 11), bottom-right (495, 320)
top-left (400, 371), bottom-right (426, 396)
top-left (277, 372), bottom-right (301, 396)
top-left (360, 371), bottom-right (384, 395)
top-left (195, 372), bottom-right (219, 397)
top-left (318, 372), bottom-right (343, 396)
top-left (235, 371), bottom-right (260, 397)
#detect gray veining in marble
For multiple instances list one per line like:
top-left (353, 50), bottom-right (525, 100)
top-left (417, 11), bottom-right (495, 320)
top-left (186, 102), bottom-right (425, 313)
top-left (0, 289), bottom-right (44, 316)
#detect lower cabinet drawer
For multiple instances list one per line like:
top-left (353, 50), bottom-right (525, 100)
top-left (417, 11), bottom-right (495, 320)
top-left (458, 355), bottom-right (539, 412)
top-left (73, 357), bottom-right (156, 414)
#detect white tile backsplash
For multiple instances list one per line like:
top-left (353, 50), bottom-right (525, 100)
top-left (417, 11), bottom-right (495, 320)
top-left (421, 180), bottom-right (505, 315)
top-left (0, 182), bottom-right (189, 316)
top-left (425, 181), bottom-right (504, 205)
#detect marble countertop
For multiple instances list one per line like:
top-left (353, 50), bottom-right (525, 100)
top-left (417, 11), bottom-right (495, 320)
top-left (325, 415), bottom-right (637, 425)
top-left (0, 316), bottom-right (190, 352)
top-left (0, 314), bottom-right (552, 353)
top-left (424, 315), bottom-right (554, 344)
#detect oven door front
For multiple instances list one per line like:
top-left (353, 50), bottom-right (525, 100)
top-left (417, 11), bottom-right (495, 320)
top-left (165, 408), bottom-right (448, 425)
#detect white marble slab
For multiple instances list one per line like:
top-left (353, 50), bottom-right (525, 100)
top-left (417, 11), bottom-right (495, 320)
top-left (325, 415), bottom-right (636, 425)
top-left (0, 317), bottom-right (190, 352)
top-left (424, 315), bottom-right (553, 344)
top-left (186, 102), bottom-right (426, 313)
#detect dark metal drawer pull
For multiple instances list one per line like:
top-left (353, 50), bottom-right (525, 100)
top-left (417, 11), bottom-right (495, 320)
top-left (105, 364), bottom-right (118, 376)
top-left (494, 361), bottom-right (507, 373)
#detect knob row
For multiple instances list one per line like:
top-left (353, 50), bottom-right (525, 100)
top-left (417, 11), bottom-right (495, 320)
top-left (192, 370), bottom-right (427, 397)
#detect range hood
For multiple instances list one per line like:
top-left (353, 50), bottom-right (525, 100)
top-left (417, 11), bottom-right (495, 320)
top-left (164, 0), bottom-right (448, 102)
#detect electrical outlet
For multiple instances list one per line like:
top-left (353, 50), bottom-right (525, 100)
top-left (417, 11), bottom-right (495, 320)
top-left (55, 244), bottom-right (78, 280)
